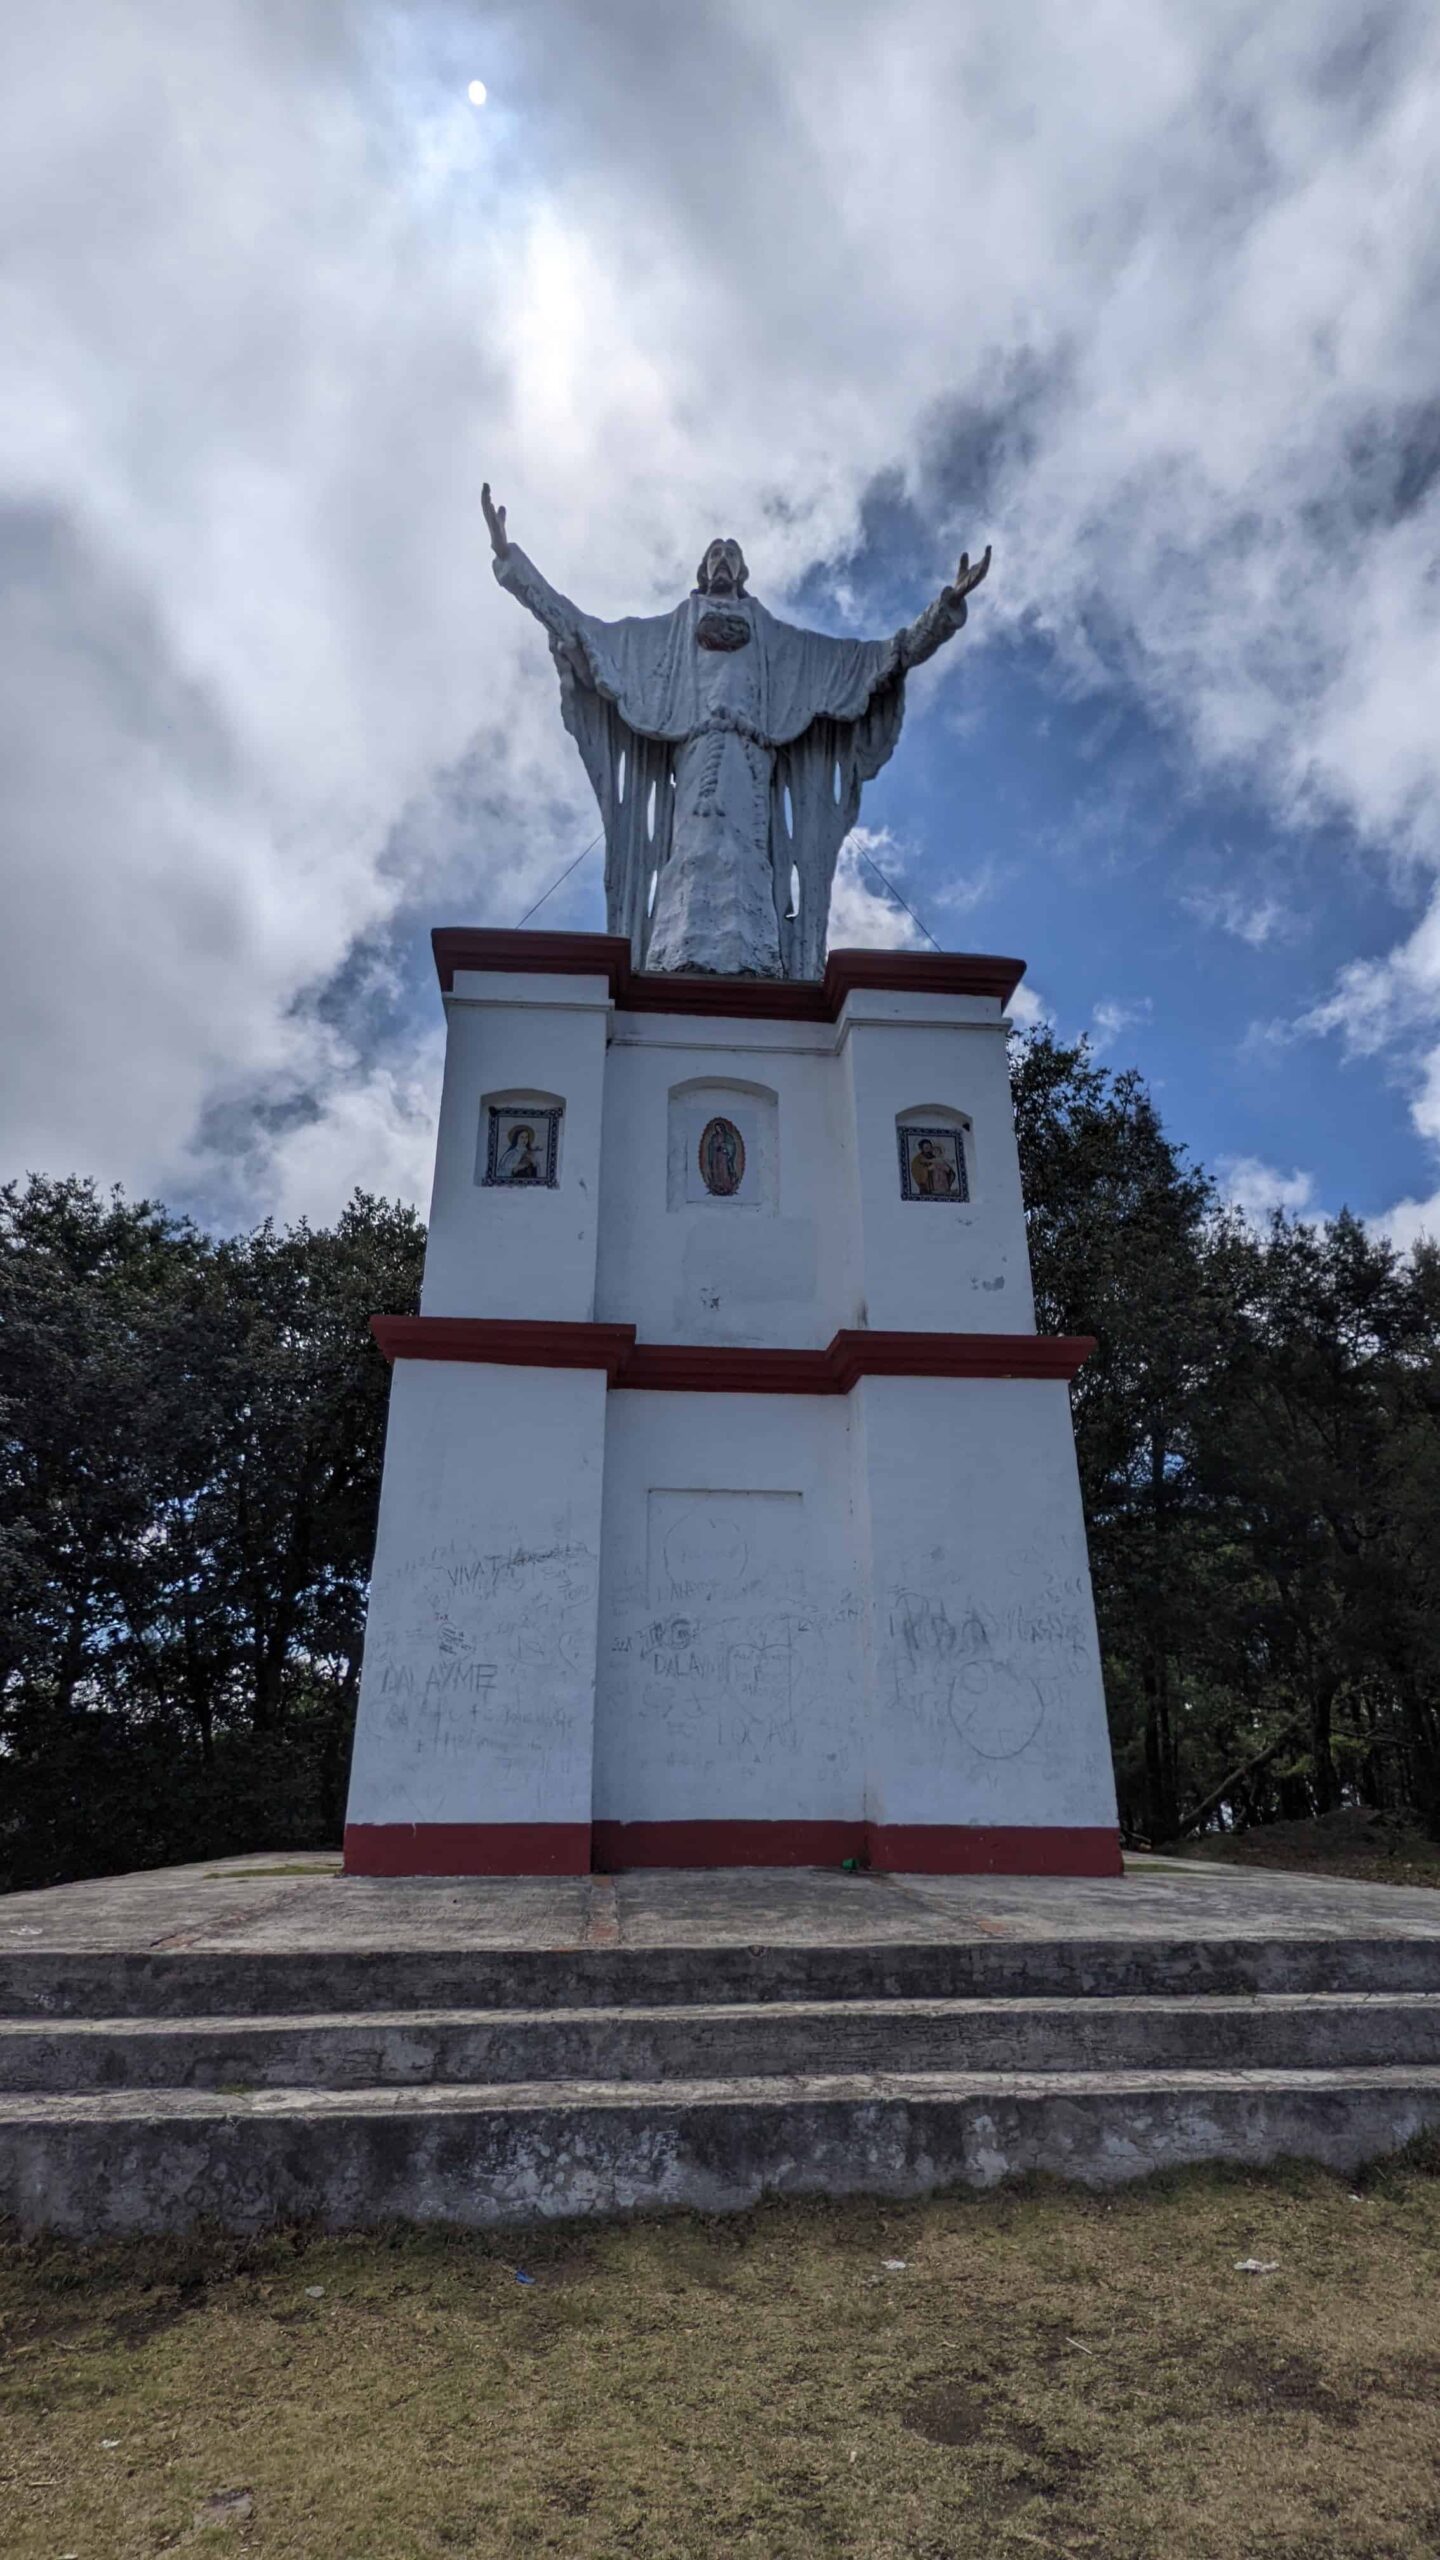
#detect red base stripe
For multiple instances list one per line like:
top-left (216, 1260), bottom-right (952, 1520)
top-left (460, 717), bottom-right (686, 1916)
top-left (343, 1820), bottom-right (1122, 1878)
top-left (591, 1819), bottom-right (866, 1870)
top-left (343, 1823), bottom-right (591, 1877)
top-left (866, 1824), bottom-right (1124, 1878)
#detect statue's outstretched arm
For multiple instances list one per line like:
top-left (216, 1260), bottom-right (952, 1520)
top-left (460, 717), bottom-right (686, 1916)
top-left (897, 542), bottom-right (992, 671)
top-left (483, 482), bottom-right (586, 648)
top-left (482, 481), bottom-right (510, 559)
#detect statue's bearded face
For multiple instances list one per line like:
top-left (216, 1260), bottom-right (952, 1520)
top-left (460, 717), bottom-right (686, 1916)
top-left (697, 537), bottom-right (748, 597)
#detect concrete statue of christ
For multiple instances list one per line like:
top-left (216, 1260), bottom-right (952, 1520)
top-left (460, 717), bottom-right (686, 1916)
top-left (483, 484), bottom-right (991, 980)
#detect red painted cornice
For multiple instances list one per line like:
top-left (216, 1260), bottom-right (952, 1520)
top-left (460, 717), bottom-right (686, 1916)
top-left (826, 1329), bottom-right (1093, 1386)
top-left (371, 1316), bottom-right (636, 1379)
top-left (431, 926), bottom-right (1025, 1017)
top-left (371, 1315), bottom-right (1093, 1388)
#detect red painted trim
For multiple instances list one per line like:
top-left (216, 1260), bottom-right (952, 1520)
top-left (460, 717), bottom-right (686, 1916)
top-left (345, 1820), bottom-right (1122, 1876)
top-left (822, 949), bottom-right (1025, 1011)
top-left (867, 1824), bottom-right (1124, 1878)
top-left (591, 1819), bottom-right (867, 1871)
top-left (827, 1330), bottom-right (1093, 1386)
top-left (372, 1317), bottom-right (1094, 1389)
top-left (619, 1344), bottom-right (842, 1394)
top-left (433, 928), bottom-right (632, 996)
top-left (371, 1316), bottom-right (636, 1377)
top-left (343, 1823), bottom-right (591, 1877)
top-left (432, 926), bottom-right (1026, 1017)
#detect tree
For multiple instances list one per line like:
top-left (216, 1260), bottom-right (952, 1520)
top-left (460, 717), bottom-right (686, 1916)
top-left (1013, 1031), bottom-right (1219, 1840)
top-left (0, 1179), bottom-right (423, 1890)
top-left (1195, 1213), bottom-right (1440, 1824)
top-left (1012, 1030), bottom-right (1440, 1846)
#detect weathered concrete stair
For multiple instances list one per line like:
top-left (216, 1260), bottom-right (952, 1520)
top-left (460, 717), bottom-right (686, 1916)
top-left (4, 1931), bottom-right (1440, 2234)
top-left (7, 1991), bottom-right (1440, 2092)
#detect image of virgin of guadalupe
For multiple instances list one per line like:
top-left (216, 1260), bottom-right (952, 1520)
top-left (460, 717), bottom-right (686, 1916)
top-left (698, 1116), bottom-right (745, 1197)
top-left (496, 1122), bottom-right (541, 1182)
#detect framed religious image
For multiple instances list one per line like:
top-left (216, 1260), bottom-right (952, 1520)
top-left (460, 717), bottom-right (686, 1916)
top-left (897, 1123), bottom-right (968, 1203)
top-left (697, 1115), bottom-right (746, 1197)
top-left (483, 1103), bottom-right (562, 1189)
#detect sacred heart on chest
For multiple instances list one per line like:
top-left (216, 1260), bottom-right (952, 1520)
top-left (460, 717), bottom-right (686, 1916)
top-left (695, 609), bottom-right (751, 651)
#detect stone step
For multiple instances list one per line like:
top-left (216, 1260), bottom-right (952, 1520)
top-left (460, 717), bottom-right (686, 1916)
top-left (6, 1990), bottom-right (1440, 2093)
top-left (5, 2065), bottom-right (1440, 2235)
top-left (6, 1932), bottom-right (1440, 2020)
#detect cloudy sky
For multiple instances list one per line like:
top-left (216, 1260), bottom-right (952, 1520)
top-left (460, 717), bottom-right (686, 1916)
top-left (5, 0), bottom-right (1440, 1241)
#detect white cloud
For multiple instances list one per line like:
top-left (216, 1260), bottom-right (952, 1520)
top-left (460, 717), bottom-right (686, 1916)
top-left (1182, 886), bottom-right (1291, 947)
top-left (190, 1016), bottom-right (447, 1231)
top-left (933, 863), bottom-right (1004, 917)
top-left (1089, 996), bottom-right (1153, 1055)
top-left (1220, 1155), bottom-right (1317, 1223)
top-left (1306, 899), bottom-right (1440, 1058)
top-left (1305, 911), bottom-right (1440, 1224)
top-left (826, 830), bottom-right (929, 952)
top-left (1007, 983), bottom-right (1052, 1032)
top-left (5, 1), bottom-right (1440, 1217)
top-left (1370, 1189), bottom-right (1440, 1253)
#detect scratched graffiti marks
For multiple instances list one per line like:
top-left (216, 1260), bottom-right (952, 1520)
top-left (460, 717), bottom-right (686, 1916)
top-left (605, 1596), bottom-right (860, 1767)
top-left (637, 1608), bottom-right (806, 1749)
top-left (888, 1567), bottom-right (1092, 1761)
top-left (601, 1489), bottom-right (861, 1769)
top-left (364, 1535), bottom-right (599, 1771)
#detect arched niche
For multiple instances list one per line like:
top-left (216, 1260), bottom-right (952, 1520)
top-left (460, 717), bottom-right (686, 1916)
top-left (666, 1076), bottom-right (779, 1212)
top-left (895, 1103), bottom-right (972, 1205)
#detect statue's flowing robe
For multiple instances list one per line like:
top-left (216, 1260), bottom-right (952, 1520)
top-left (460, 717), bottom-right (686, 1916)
top-left (496, 546), bottom-right (961, 978)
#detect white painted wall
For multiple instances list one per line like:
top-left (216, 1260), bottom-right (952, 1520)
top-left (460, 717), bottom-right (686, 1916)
top-left (583, 1377), bottom-right (1114, 1831)
top-left (419, 978), bottom-right (1034, 1344)
top-left (345, 1360), bottom-right (607, 1828)
top-left (839, 992), bottom-right (1035, 1334)
top-left (352, 971), bottom-right (1115, 1851)
top-left (594, 1392), bottom-right (867, 1821)
top-left (420, 970), bottom-right (611, 1321)
top-left (853, 1376), bottom-right (1118, 1829)
top-left (596, 1018), bottom-right (854, 1344)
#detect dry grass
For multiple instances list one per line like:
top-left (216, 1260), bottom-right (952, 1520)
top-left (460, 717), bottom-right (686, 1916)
top-left (1167, 1820), bottom-right (1440, 1891)
top-left (4, 2152), bottom-right (1440, 2559)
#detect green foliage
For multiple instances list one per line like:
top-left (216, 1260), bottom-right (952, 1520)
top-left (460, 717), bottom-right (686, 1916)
top-left (1013, 1029), bottom-right (1440, 1843)
top-left (0, 1179), bottom-right (423, 1889)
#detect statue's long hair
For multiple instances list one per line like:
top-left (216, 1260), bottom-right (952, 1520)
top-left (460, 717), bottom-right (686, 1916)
top-left (695, 538), bottom-right (749, 597)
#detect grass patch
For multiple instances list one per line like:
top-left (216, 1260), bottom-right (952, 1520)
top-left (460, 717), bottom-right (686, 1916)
top-left (4, 2159), bottom-right (1440, 2556)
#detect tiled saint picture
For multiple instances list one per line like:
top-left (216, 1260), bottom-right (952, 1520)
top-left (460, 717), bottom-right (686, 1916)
top-left (897, 1123), bottom-right (968, 1203)
top-left (483, 1103), bottom-right (562, 1188)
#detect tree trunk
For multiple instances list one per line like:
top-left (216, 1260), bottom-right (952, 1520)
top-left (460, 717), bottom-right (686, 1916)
top-left (1142, 1430), bottom-right (1178, 1839)
top-left (1142, 1654), bottom-right (1177, 1841)
top-left (1309, 1668), bottom-right (1340, 1815)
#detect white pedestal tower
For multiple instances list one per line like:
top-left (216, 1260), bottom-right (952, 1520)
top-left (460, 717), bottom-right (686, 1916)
top-left (343, 927), bottom-right (1121, 1877)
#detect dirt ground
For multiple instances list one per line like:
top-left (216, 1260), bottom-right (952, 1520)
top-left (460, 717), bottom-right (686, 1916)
top-left (4, 2150), bottom-right (1440, 2559)
top-left (1167, 1811), bottom-right (1440, 1891)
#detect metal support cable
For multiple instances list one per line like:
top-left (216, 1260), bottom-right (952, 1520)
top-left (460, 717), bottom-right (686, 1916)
top-left (512, 832), bottom-right (603, 929)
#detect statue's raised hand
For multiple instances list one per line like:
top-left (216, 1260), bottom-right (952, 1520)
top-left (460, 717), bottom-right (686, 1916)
top-left (482, 481), bottom-right (509, 559)
top-left (943, 544), bottom-right (991, 612)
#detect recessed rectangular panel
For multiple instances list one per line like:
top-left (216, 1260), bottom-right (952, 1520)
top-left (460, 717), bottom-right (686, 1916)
top-left (646, 1488), bottom-right (803, 1606)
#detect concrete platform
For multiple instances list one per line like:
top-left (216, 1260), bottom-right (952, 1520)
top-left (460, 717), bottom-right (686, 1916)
top-left (4, 1853), bottom-right (1440, 2233)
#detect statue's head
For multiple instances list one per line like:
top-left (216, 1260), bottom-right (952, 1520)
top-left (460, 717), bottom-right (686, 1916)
top-left (695, 537), bottom-right (749, 598)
